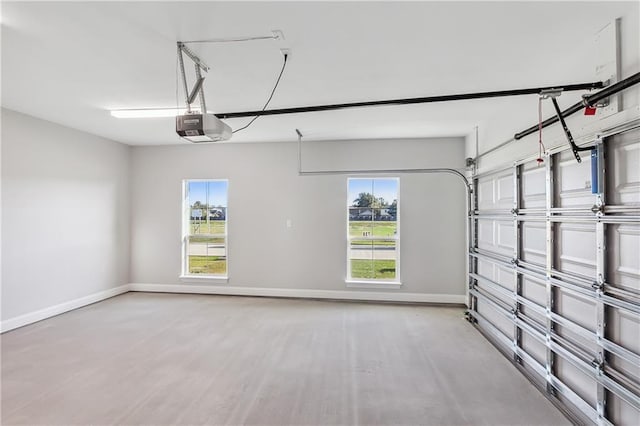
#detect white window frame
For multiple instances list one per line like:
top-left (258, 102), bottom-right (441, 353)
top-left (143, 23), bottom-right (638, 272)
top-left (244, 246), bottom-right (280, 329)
top-left (180, 179), bottom-right (229, 282)
top-left (346, 177), bottom-right (401, 287)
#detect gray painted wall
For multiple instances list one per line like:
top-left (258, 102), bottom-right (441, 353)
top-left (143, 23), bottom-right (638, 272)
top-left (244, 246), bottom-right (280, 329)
top-left (130, 138), bottom-right (467, 296)
top-left (1, 108), bottom-right (131, 320)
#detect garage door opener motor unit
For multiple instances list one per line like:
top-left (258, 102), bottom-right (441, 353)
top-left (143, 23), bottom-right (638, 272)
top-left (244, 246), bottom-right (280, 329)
top-left (176, 113), bottom-right (231, 143)
top-left (175, 42), bottom-right (232, 143)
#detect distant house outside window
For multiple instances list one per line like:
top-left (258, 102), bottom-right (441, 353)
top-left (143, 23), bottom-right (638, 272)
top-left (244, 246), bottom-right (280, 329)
top-left (347, 178), bottom-right (399, 283)
top-left (182, 180), bottom-right (228, 278)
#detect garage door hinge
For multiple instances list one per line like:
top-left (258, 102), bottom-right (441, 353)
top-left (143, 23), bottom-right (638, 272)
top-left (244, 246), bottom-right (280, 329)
top-left (591, 359), bottom-right (604, 374)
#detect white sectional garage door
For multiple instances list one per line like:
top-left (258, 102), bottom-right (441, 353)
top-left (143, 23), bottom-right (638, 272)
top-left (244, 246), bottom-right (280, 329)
top-left (468, 127), bottom-right (640, 425)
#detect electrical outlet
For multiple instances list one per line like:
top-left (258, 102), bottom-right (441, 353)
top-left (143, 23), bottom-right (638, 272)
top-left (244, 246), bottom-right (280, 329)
top-left (280, 48), bottom-right (291, 59)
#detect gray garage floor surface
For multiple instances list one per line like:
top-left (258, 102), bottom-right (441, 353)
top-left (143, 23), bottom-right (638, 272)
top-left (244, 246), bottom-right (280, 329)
top-left (1, 292), bottom-right (570, 425)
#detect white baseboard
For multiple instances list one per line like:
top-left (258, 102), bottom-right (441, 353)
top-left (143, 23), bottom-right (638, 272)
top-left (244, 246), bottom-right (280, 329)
top-left (1, 284), bottom-right (131, 333)
top-left (128, 283), bottom-right (466, 304)
top-left (1, 284), bottom-right (464, 333)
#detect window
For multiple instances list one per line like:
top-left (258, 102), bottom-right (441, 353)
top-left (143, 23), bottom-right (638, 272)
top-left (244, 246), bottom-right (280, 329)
top-left (347, 178), bottom-right (399, 283)
top-left (182, 180), bottom-right (228, 278)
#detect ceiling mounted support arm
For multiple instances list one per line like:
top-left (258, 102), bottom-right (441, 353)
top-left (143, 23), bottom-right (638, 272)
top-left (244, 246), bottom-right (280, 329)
top-left (194, 64), bottom-right (207, 114)
top-left (187, 74), bottom-right (205, 105)
top-left (177, 42), bottom-right (209, 72)
top-left (177, 45), bottom-right (191, 113)
top-left (177, 42), bottom-right (209, 113)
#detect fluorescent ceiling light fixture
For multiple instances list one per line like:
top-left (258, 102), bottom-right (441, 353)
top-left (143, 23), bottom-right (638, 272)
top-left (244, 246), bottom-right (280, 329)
top-left (110, 108), bottom-right (212, 118)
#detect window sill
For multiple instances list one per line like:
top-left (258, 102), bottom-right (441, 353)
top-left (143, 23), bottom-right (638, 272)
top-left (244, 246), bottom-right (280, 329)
top-left (179, 275), bottom-right (229, 284)
top-left (346, 281), bottom-right (402, 289)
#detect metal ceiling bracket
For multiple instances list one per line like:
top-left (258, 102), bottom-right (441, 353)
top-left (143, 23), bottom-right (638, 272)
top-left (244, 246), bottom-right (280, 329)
top-left (177, 42), bottom-right (209, 72)
top-left (465, 157), bottom-right (476, 168)
top-left (177, 42), bottom-right (210, 113)
top-left (540, 89), bottom-right (563, 99)
top-left (583, 93), bottom-right (609, 109)
top-left (582, 79), bottom-right (611, 109)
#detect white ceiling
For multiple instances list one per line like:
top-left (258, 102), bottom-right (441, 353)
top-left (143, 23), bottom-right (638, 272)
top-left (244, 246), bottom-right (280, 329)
top-left (1, 1), bottom-right (637, 146)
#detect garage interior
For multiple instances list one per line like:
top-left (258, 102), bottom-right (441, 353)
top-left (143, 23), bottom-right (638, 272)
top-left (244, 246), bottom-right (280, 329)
top-left (1, 1), bottom-right (639, 425)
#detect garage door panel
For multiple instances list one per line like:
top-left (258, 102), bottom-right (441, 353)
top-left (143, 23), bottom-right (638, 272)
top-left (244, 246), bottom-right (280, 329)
top-left (478, 303), bottom-right (514, 340)
top-left (477, 219), bottom-right (495, 251)
top-left (496, 221), bottom-right (514, 255)
top-left (556, 150), bottom-right (594, 208)
top-left (492, 267), bottom-right (513, 291)
top-left (555, 323), bottom-right (598, 359)
top-left (556, 222), bottom-right (596, 279)
top-left (608, 393), bottom-right (640, 426)
top-left (521, 275), bottom-right (547, 306)
top-left (609, 353), bottom-right (640, 387)
top-left (519, 305), bottom-right (545, 329)
top-left (477, 171), bottom-right (513, 210)
top-left (607, 223), bottom-right (640, 292)
top-left (477, 259), bottom-right (495, 282)
top-left (522, 221), bottom-right (546, 267)
top-left (555, 357), bottom-right (597, 408)
top-left (522, 162), bottom-right (546, 209)
top-left (496, 172), bottom-right (514, 210)
top-left (521, 332), bottom-right (546, 366)
top-left (556, 289), bottom-right (597, 332)
top-left (478, 281), bottom-right (512, 306)
top-left (608, 308), bottom-right (640, 355)
top-left (607, 129), bottom-right (640, 207)
top-left (477, 219), bottom-right (513, 256)
top-left (477, 178), bottom-right (496, 211)
top-left (471, 128), bottom-right (640, 425)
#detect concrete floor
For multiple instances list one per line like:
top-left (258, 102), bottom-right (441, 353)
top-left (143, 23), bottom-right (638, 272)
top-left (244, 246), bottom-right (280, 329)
top-left (1, 293), bottom-right (570, 425)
